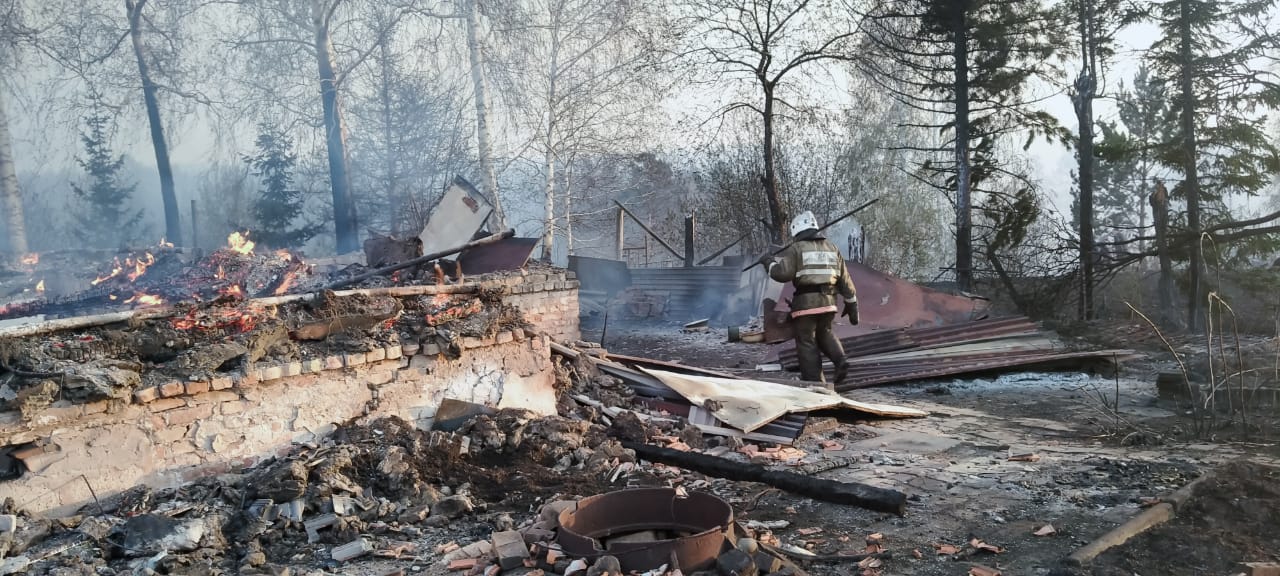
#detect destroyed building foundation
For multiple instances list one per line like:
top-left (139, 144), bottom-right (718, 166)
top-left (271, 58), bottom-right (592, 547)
top-left (0, 274), bottom-right (580, 516)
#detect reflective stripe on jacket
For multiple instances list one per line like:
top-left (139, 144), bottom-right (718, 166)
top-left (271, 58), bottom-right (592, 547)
top-left (768, 238), bottom-right (857, 314)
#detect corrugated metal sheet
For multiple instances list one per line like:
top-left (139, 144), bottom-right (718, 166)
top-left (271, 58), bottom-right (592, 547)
top-left (628, 266), bottom-right (741, 321)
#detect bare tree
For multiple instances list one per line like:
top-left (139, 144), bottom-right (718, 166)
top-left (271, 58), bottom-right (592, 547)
top-left (498, 0), bottom-right (667, 260)
top-left (346, 4), bottom-right (476, 235)
top-left (229, 0), bottom-right (421, 254)
top-left (679, 0), bottom-right (861, 243)
top-left (461, 0), bottom-right (507, 230)
top-left (0, 2), bottom-right (29, 253)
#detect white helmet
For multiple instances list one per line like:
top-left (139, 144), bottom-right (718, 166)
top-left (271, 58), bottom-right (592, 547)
top-left (789, 211), bottom-right (818, 238)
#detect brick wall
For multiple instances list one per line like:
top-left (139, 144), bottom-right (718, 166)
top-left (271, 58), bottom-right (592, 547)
top-left (0, 274), bottom-right (579, 516)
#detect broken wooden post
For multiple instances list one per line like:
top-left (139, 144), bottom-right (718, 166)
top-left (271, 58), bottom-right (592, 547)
top-left (621, 442), bottom-right (907, 515)
top-left (684, 213), bottom-right (695, 267)
top-left (190, 199), bottom-right (199, 250)
top-left (616, 206), bottom-right (625, 261)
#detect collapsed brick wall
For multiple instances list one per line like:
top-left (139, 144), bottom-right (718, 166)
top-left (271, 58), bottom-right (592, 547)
top-left (0, 275), bottom-right (579, 517)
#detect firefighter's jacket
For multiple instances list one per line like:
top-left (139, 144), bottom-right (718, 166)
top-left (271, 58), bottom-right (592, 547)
top-left (768, 237), bottom-right (857, 317)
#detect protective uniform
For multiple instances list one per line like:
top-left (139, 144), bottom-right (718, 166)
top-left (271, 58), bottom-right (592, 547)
top-left (762, 212), bottom-right (858, 388)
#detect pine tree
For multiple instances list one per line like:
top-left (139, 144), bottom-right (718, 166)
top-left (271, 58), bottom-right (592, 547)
top-left (862, 0), bottom-right (1069, 292)
top-left (1145, 0), bottom-right (1280, 331)
top-left (70, 95), bottom-right (144, 248)
top-left (245, 124), bottom-right (322, 249)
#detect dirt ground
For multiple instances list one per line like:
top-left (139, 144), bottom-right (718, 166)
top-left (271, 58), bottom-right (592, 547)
top-left (595, 319), bottom-right (1280, 576)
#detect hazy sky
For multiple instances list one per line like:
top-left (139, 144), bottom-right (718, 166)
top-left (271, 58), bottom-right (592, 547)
top-left (7, 11), bottom-right (1275, 235)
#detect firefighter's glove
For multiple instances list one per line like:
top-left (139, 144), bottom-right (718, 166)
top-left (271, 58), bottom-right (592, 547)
top-left (843, 300), bottom-right (860, 325)
top-left (757, 253), bottom-right (776, 269)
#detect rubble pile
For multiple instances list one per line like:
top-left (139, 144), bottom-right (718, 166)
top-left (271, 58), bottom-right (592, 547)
top-left (0, 410), bottom-right (648, 576)
top-left (0, 284), bottom-right (529, 416)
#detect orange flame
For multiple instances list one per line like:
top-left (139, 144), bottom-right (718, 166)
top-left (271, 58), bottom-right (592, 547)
top-left (19, 253), bottom-right (38, 266)
top-left (127, 252), bottom-right (156, 282)
top-left (220, 285), bottom-right (244, 298)
top-left (35, 279), bottom-right (45, 293)
top-left (92, 258), bottom-right (125, 285)
top-left (158, 237), bottom-right (174, 248)
top-left (276, 249), bottom-right (292, 263)
top-left (273, 271), bottom-right (296, 296)
top-left (215, 264), bottom-right (226, 280)
top-left (123, 292), bottom-right (163, 306)
top-left (227, 232), bottom-right (255, 255)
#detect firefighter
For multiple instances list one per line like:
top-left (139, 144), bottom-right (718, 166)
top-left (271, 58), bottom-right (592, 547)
top-left (759, 211), bottom-right (859, 389)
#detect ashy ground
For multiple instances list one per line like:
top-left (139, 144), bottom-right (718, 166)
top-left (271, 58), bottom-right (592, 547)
top-left (593, 320), bottom-right (1280, 576)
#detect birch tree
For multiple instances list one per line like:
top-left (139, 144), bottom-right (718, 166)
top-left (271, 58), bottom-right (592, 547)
top-left (347, 5), bottom-right (476, 235)
top-left (461, 0), bottom-right (507, 230)
top-left (680, 0), bottom-right (861, 243)
top-left (503, 0), bottom-right (667, 260)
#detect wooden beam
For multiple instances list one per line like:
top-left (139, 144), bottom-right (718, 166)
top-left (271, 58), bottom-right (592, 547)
top-left (612, 201), bottom-right (683, 260)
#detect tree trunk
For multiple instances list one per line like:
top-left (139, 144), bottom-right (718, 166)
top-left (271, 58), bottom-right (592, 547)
top-left (464, 0), bottom-right (506, 230)
top-left (1075, 0), bottom-right (1096, 321)
top-left (952, 11), bottom-right (973, 292)
top-left (1151, 180), bottom-right (1179, 329)
top-left (0, 89), bottom-right (28, 254)
top-left (378, 38), bottom-right (401, 233)
top-left (313, 0), bottom-right (360, 254)
top-left (541, 140), bottom-right (556, 261)
top-left (126, 0), bottom-right (181, 246)
top-left (1177, 0), bottom-right (1203, 332)
top-left (761, 84), bottom-right (786, 243)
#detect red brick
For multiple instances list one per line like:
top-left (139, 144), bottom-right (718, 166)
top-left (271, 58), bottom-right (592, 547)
top-left (185, 381), bottom-right (211, 395)
top-left (385, 345), bottom-right (403, 360)
top-left (365, 370), bottom-right (395, 386)
top-left (344, 352), bottom-right (368, 367)
top-left (221, 401), bottom-right (246, 415)
top-left (283, 361), bottom-right (303, 377)
top-left (167, 404), bottom-right (214, 427)
top-left (366, 347), bottom-right (386, 362)
top-left (324, 355), bottom-right (345, 370)
top-left (133, 386), bottom-right (161, 404)
top-left (209, 377), bottom-right (234, 390)
top-left (159, 380), bottom-right (186, 397)
top-left (496, 331), bottom-right (514, 344)
top-left (301, 359), bottom-right (324, 373)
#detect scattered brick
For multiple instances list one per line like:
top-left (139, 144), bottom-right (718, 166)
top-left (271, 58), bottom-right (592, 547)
top-left (209, 377), bottom-right (234, 390)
